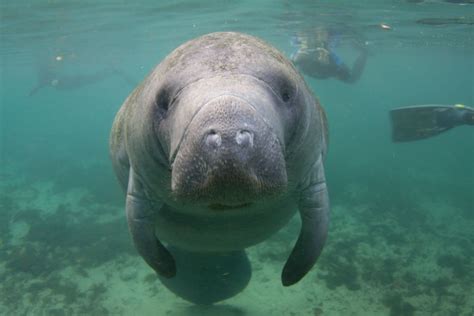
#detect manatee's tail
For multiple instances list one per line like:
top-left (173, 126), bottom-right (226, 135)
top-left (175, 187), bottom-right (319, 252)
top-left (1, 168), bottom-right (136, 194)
top-left (158, 246), bottom-right (251, 305)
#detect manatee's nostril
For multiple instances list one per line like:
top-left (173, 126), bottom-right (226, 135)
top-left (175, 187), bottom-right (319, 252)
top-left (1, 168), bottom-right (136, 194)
top-left (235, 130), bottom-right (254, 148)
top-left (205, 130), bottom-right (222, 148)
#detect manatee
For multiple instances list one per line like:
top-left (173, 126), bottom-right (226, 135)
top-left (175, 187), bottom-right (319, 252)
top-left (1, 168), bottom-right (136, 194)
top-left (109, 32), bottom-right (330, 304)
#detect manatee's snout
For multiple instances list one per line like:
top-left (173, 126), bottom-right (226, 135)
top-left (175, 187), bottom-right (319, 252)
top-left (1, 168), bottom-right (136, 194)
top-left (171, 95), bottom-right (287, 207)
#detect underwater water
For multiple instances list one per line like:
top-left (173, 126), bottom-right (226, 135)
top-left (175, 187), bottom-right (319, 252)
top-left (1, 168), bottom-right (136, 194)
top-left (1, 0), bottom-right (473, 315)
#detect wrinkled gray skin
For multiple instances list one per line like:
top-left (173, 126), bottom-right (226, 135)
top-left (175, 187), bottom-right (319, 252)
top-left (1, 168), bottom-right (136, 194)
top-left (110, 32), bottom-right (329, 299)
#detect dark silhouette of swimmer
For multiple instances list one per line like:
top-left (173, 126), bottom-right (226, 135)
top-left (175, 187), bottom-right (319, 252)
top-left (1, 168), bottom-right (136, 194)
top-left (29, 57), bottom-right (136, 96)
top-left (291, 28), bottom-right (368, 83)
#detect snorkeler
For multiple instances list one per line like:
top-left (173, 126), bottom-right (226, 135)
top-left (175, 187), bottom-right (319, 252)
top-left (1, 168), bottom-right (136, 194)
top-left (291, 27), bottom-right (368, 83)
top-left (390, 104), bottom-right (474, 142)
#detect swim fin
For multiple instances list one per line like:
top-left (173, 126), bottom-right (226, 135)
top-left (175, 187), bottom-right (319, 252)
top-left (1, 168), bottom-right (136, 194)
top-left (390, 104), bottom-right (474, 142)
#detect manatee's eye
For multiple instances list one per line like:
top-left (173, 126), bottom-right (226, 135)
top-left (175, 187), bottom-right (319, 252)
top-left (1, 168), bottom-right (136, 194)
top-left (281, 90), bottom-right (291, 103)
top-left (279, 81), bottom-right (295, 104)
top-left (155, 89), bottom-right (170, 113)
top-left (263, 71), bottom-right (295, 104)
top-left (274, 74), bottom-right (295, 104)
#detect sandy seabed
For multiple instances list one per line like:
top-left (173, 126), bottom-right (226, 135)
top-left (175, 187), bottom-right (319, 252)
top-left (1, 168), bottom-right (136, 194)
top-left (1, 161), bottom-right (473, 316)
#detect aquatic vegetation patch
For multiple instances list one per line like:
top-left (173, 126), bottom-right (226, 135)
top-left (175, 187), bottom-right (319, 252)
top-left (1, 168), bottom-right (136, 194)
top-left (49, 161), bottom-right (124, 206)
top-left (317, 239), bottom-right (362, 291)
top-left (310, 196), bottom-right (473, 314)
top-left (0, 269), bottom-right (111, 315)
top-left (0, 178), bottom-right (133, 314)
top-left (436, 254), bottom-right (471, 279)
top-left (0, 162), bottom-right (472, 314)
top-left (16, 203), bottom-right (134, 269)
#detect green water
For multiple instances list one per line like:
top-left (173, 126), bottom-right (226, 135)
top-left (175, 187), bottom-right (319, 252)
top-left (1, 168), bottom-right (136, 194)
top-left (1, 1), bottom-right (473, 315)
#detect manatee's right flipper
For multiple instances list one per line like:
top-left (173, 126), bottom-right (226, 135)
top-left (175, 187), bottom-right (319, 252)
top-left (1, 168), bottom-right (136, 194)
top-left (158, 246), bottom-right (251, 305)
top-left (282, 157), bottom-right (329, 286)
top-left (126, 168), bottom-right (176, 278)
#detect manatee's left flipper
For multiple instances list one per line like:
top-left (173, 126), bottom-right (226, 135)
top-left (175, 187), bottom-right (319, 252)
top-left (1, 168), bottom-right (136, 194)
top-left (282, 158), bottom-right (329, 286)
top-left (126, 168), bottom-right (176, 278)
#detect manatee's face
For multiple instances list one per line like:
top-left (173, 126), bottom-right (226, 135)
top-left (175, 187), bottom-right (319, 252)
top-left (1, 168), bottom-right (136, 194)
top-left (149, 34), bottom-right (311, 211)
top-left (165, 79), bottom-right (289, 209)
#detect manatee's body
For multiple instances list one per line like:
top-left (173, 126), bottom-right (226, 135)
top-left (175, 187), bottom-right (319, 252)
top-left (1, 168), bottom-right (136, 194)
top-left (110, 32), bottom-right (329, 304)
